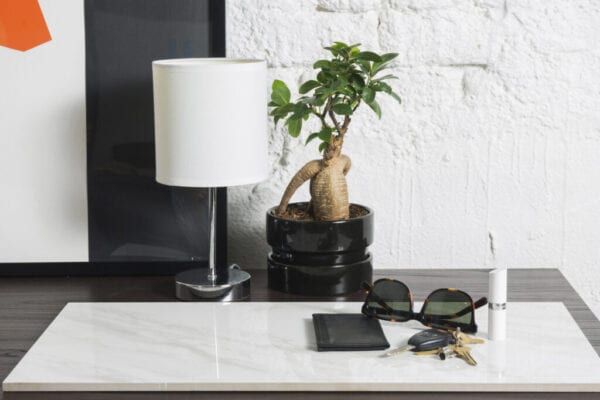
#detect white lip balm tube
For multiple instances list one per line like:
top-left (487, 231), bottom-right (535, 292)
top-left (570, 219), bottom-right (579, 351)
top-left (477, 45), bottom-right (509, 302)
top-left (488, 268), bottom-right (507, 340)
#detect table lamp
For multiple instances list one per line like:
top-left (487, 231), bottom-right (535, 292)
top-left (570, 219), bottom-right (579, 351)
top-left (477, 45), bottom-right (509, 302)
top-left (152, 58), bottom-right (267, 301)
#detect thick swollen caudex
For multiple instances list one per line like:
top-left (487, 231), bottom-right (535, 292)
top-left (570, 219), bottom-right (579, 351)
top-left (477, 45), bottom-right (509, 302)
top-left (310, 154), bottom-right (351, 220)
top-left (277, 160), bottom-right (321, 214)
top-left (277, 154), bottom-right (352, 221)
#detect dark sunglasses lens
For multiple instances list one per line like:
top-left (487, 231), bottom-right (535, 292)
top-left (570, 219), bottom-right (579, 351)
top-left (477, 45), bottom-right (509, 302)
top-left (364, 280), bottom-right (411, 321)
top-left (422, 289), bottom-right (474, 327)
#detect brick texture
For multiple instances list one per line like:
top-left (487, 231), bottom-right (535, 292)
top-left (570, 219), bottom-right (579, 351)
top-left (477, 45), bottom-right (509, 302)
top-left (226, 0), bottom-right (600, 318)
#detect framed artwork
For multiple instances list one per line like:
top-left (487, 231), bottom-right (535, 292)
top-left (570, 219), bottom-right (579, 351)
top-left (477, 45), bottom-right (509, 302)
top-left (0, 0), bottom-right (227, 275)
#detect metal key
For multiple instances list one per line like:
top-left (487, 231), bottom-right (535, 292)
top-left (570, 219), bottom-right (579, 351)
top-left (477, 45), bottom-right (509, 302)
top-left (453, 328), bottom-right (485, 345)
top-left (454, 345), bottom-right (478, 366)
top-left (414, 348), bottom-right (442, 356)
top-left (439, 344), bottom-right (478, 366)
top-left (383, 329), bottom-right (454, 357)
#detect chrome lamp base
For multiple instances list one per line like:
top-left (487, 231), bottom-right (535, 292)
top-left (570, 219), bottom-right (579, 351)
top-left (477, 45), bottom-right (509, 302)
top-left (175, 264), bottom-right (251, 301)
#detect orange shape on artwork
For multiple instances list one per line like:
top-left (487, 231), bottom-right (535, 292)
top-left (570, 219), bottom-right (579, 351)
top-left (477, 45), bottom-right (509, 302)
top-left (0, 0), bottom-right (52, 51)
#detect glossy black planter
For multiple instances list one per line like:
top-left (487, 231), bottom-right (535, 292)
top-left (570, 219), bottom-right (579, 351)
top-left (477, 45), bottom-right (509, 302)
top-left (266, 203), bottom-right (373, 296)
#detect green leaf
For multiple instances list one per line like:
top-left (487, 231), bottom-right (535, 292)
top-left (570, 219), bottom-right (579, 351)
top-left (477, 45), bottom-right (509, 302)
top-left (270, 103), bottom-right (294, 117)
top-left (312, 96), bottom-right (327, 106)
top-left (318, 127), bottom-right (333, 143)
top-left (366, 99), bottom-right (382, 119)
top-left (330, 78), bottom-right (347, 91)
top-left (373, 82), bottom-right (401, 104)
top-left (268, 101), bottom-right (280, 107)
top-left (338, 87), bottom-right (356, 97)
top-left (372, 54), bottom-right (398, 75)
top-left (291, 103), bottom-right (310, 119)
top-left (271, 80), bottom-right (291, 106)
top-left (372, 74), bottom-right (398, 82)
top-left (330, 96), bottom-right (344, 106)
top-left (349, 73), bottom-right (366, 89)
top-left (333, 41), bottom-right (349, 49)
top-left (286, 117), bottom-right (302, 137)
top-left (332, 103), bottom-right (353, 115)
top-left (270, 103), bottom-right (293, 126)
top-left (380, 53), bottom-right (399, 63)
top-left (303, 95), bottom-right (326, 106)
top-left (389, 91), bottom-right (402, 104)
top-left (350, 82), bottom-right (363, 93)
top-left (319, 142), bottom-right (328, 153)
top-left (313, 60), bottom-right (331, 69)
top-left (374, 81), bottom-right (391, 92)
top-left (371, 53), bottom-right (398, 76)
top-left (356, 60), bottom-right (371, 75)
top-left (299, 80), bottom-right (321, 94)
top-left (269, 108), bottom-right (284, 117)
top-left (298, 95), bottom-right (325, 106)
top-left (337, 48), bottom-right (351, 60)
top-left (315, 86), bottom-right (333, 98)
top-left (317, 70), bottom-right (332, 84)
top-left (324, 47), bottom-right (343, 58)
top-left (372, 64), bottom-right (388, 76)
top-left (362, 87), bottom-right (375, 103)
top-left (354, 51), bottom-right (382, 62)
top-left (305, 132), bottom-right (319, 145)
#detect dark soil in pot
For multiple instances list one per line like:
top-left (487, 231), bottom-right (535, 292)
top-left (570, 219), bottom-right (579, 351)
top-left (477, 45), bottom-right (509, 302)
top-left (266, 202), bottom-right (373, 296)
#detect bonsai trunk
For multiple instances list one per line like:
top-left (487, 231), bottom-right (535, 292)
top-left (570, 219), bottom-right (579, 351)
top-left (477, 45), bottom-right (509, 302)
top-left (277, 136), bottom-right (351, 221)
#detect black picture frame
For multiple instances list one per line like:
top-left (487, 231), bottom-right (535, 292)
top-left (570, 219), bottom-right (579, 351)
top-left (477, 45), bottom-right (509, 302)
top-left (0, 0), bottom-right (227, 276)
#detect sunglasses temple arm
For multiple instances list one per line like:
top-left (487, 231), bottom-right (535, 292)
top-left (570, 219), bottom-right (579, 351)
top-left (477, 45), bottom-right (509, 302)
top-left (361, 282), bottom-right (395, 314)
top-left (453, 297), bottom-right (488, 318)
top-left (433, 297), bottom-right (489, 320)
top-left (473, 297), bottom-right (488, 310)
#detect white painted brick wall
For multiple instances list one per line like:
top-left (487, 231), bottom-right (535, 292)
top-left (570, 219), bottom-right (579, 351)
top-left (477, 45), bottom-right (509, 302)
top-left (226, 0), bottom-right (600, 319)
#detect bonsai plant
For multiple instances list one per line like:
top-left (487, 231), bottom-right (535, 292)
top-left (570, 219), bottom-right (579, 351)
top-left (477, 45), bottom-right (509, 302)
top-left (266, 42), bottom-right (401, 295)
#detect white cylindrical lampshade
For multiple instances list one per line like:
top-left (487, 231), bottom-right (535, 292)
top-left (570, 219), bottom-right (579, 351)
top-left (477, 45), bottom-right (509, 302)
top-left (152, 58), bottom-right (268, 187)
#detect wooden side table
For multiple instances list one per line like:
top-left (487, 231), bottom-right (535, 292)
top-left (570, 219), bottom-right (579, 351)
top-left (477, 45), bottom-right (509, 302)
top-left (1, 269), bottom-right (599, 399)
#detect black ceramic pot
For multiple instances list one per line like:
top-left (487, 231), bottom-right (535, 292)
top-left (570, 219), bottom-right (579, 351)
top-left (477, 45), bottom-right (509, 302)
top-left (266, 203), bottom-right (373, 296)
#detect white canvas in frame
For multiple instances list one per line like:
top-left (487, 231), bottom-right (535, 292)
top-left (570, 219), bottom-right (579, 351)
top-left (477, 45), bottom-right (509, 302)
top-left (0, 0), bottom-right (88, 262)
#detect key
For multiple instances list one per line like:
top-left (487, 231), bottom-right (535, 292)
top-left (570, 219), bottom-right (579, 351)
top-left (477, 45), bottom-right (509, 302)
top-left (414, 348), bottom-right (442, 356)
top-left (452, 327), bottom-right (464, 346)
top-left (383, 329), bottom-right (454, 357)
top-left (453, 327), bottom-right (485, 345)
top-left (459, 333), bottom-right (484, 345)
top-left (438, 346), bottom-right (457, 361)
top-left (438, 345), bottom-right (477, 366)
top-left (454, 346), bottom-right (477, 366)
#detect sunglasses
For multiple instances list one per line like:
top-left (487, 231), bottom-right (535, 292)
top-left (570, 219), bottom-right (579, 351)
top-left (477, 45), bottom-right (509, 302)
top-left (361, 279), bottom-right (488, 333)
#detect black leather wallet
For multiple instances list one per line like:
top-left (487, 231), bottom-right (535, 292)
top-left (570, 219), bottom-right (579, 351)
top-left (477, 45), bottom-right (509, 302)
top-left (312, 313), bottom-right (390, 351)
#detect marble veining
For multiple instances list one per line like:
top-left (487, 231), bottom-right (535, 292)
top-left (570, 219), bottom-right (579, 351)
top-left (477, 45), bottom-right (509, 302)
top-left (3, 302), bottom-right (600, 392)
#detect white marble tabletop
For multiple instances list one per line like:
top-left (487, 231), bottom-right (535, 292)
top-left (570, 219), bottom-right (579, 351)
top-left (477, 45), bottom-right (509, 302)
top-left (3, 302), bottom-right (600, 392)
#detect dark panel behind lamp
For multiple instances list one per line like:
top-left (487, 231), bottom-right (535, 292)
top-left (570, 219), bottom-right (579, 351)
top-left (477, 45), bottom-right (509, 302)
top-left (86, 0), bottom-right (226, 267)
